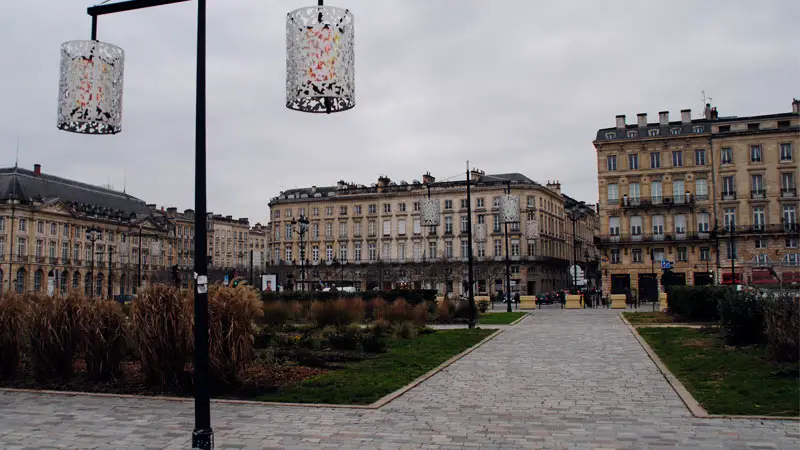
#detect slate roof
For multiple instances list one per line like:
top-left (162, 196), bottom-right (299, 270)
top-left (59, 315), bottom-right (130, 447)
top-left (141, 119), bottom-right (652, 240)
top-left (0, 167), bottom-right (151, 217)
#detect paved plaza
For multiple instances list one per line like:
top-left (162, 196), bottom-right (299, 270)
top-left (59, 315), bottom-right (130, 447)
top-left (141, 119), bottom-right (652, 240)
top-left (0, 309), bottom-right (797, 449)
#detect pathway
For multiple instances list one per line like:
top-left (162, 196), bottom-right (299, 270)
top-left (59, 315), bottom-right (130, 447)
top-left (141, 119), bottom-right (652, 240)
top-left (0, 309), bottom-right (797, 449)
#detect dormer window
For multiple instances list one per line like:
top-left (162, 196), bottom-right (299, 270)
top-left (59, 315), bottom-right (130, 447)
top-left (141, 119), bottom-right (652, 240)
top-left (605, 132), bottom-right (616, 139)
top-left (648, 129), bottom-right (659, 137)
top-left (692, 126), bottom-right (704, 133)
top-left (627, 130), bottom-right (638, 138)
top-left (670, 128), bottom-right (681, 135)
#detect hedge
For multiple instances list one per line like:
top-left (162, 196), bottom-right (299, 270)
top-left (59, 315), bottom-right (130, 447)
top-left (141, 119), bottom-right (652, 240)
top-left (260, 289), bottom-right (438, 305)
top-left (717, 291), bottom-right (765, 346)
top-left (666, 286), bottom-right (730, 321)
top-left (763, 294), bottom-right (800, 362)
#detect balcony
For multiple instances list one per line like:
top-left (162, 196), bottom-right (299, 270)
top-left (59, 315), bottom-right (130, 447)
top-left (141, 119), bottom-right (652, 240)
top-left (598, 232), bottom-right (713, 245)
top-left (750, 189), bottom-right (766, 199)
top-left (721, 191), bottom-right (737, 201)
top-left (620, 195), bottom-right (695, 210)
top-left (781, 188), bottom-right (797, 198)
top-left (715, 223), bottom-right (800, 236)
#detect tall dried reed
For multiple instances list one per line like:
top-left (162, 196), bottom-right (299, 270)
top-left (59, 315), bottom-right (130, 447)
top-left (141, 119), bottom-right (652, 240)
top-left (0, 294), bottom-right (29, 377)
top-left (27, 293), bottom-right (87, 381)
top-left (207, 285), bottom-right (263, 386)
top-left (79, 300), bottom-right (128, 381)
top-left (131, 285), bottom-right (192, 385)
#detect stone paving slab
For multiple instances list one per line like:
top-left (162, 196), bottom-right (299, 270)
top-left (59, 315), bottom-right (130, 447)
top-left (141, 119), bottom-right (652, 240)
top-left (1, 309), bottom-right (797, 449)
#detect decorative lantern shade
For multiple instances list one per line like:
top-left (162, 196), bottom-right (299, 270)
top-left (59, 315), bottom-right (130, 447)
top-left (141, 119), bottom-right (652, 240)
top-left (150, 241), bottom-right (161, 257)
top-left (499, 194), bottom-right (520, 223)
top-left (286, 5), bottom-right (355, 113)
top-left (525, 214), bottom-right (539, 240)
top-left (57, 40), bottom-right (124, 134)
top-left (473, 223), bottom-right (487, 243)
top-left (419, 198), bottom-right (440, 226)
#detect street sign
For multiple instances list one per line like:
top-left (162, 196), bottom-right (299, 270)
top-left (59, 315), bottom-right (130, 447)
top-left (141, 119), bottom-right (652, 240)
top-left (661, 260), bottom-right (673, 270)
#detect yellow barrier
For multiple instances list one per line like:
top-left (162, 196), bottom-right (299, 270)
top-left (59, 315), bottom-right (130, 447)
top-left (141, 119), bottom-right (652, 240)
top-left (565, 294), bottom-right (582, 309)
top-left (610, 293), bottom-right (627, 309)
top-left (658, 292), bottom-right (668, 312)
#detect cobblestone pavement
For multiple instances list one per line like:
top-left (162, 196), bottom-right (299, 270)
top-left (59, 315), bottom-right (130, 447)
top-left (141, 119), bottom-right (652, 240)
top-left (1, 309), bottom-right (797, 449)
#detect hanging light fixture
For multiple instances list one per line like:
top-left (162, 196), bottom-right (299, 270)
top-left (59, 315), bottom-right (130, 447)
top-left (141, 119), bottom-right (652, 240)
top-left (286, 1), bottom-right (355, 114)
top-left (419, 183), bottom-right (440, 227)
top-left (525, 210), bottom-right (539, 240)
top-left (499, 194), bottom-right (520, 223)
top-left (57, 40), bottom-right (125, 134)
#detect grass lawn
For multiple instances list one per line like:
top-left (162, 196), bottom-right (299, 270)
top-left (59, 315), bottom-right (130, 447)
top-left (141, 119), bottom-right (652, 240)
top-left (256, 328), bottom-right (495, 405)
top-left (623, 311), bottom-right (681, 324)
top-left (638, 327), bottom-right (799, 416)
top-left (478, 311), bottom-right (527, 325)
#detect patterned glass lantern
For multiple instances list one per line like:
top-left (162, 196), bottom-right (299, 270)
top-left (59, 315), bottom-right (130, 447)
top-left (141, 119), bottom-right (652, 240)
top-left (286, 5), bottom-right (355, 113)
top-left (473, 223), bottom-right (487, 243)
top-left (57, 40), bottom-right (124, 134)
top-left (419, 198), bottom-right (440, 226)
top-left (525, 214), bottom-right (539, 240)
top-left (499, 194), bottom-right (520, 223)
top-left (150, 241), bottom-right (161, 257)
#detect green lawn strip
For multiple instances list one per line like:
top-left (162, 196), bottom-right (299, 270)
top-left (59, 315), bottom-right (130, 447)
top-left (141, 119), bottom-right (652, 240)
top-left (478, 312), bottom-right (526, 325)
top-left (257, 328), bottom-right (495, 405)
top-left (638, 327), bottom-right (799, 416)
top-left (623, 312), bottom-right (679, 324)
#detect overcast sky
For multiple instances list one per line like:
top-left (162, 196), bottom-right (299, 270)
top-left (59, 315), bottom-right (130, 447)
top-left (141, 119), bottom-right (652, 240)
top-left (1, 0), bottom-right (798, 224)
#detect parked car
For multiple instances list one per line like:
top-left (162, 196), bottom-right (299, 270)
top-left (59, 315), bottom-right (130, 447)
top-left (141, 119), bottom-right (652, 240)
top-left (113, 294), bottom-right (135, 303)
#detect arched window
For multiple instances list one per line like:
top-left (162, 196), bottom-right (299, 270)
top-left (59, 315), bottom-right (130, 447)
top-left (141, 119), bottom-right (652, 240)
top-left (84, 273), bottom-right (91, 296)
top-left (15, 268), bottom-right (26, 293)
top-left (72, 272), bottom-right (80, 291)
top-left (60, 271), bottom-right (68, 294)
top-left (34, 270), bottom-right (44, 291)
top-left (96, 273), bottom-right (104, 297)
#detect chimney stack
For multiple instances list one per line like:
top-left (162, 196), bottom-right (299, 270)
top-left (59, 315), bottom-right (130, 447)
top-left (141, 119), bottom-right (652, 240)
top-left (793, 98), bottom-right (799, 114)
top-left (422, 172), bottom-right (435, 185)
top-left (637, 113), bottom-right (647, 128)
top-left (33, 164), bottom-right (41, 176)
top-left (658, 111), bottom-right (669, 126)
top-left (167, 207), bottom-right (178, 218)
top-left (681, 109), bottom-right (691, 124)
top-left (615, 115), bottom-right (626, 130)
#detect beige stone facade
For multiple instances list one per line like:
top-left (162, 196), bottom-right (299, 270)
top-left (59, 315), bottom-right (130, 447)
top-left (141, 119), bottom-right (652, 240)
top-left (0, 165), bottom-right (173, 297)
top-left (595, 100), bottom-right (800, 297)
top-left (266, 170), bottom-right (598, 295)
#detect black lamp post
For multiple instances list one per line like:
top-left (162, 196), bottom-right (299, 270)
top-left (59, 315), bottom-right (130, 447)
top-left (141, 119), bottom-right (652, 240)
top-left (86, 226), bottom-right (101, 298)
top-left (291, 216), bottom-right (309, 291)
top-left (465, 161), bottom-right (476, 328)
top-left (566, 203), bottom-right (588, 294)
top-left (499, 180), bottom-right (520, 313)
top-left (58, 1), bottom-right (355, 447)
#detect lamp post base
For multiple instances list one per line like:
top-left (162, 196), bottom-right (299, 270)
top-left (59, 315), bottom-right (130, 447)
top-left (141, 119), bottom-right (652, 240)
top-left (192, 429), bottom-right (214, 450)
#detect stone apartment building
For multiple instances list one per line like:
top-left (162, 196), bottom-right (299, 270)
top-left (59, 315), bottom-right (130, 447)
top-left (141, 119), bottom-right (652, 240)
top-left (208, 214), bottom-right (251, 270)
top-left (0, 164), bottom-right (173, 296)
top-left (595, 99), bottom-right (799, 297)
top-left (266, 170), bottom-right (599, 295)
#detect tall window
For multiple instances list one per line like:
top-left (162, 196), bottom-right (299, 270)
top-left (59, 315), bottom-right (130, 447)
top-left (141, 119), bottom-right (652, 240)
top-left (672, 151), bottom-right (683, 167)
top-left (650, 152), bottom-right (661, 169)
top-left (354, 242), bottom-right (361, 261)
top-left (35, 239), bottom-right (43, 258)
top-left (325, 244), bottom-right (333, 262)
top-left (368, 243), bottom-right (377, 261)
top-left (700, 247), bottom-right (711, 261)
top-left (721, 147), bottom-right (733, 164)
top-left (652, 215), bottom-right (664, 235)
top-left (493, 214), bottom-right (501, 233)
top-left (397, 243), bottom-right (405, 260)
top-left (382, 220), bottom-right (391, 236)
top-left (353, 222), bottom-right (362, 237)
top-left (784, 205), bottom-right (797, 226)
top-left (461, 241), bottom-right (469, 258)
top-left (674, 214), bottom-right (686, 234)
top-left (724, 208), bottom-right (737, 230)
top-left (312, 245), bottom-right (319, 263)
top-left (629, 182), bottom-right (640, 202)
top-left (339, 222), bottom-right (348, 238)
top-left (630, 216), bottom-right (642, 236)
top-left (628, 153), bottom-right (638, 170)
top-left (339, 243), bottom-right (347, 261)
top-left (672, 180), bottom-right (684, 202)
top-left (445, 241), bottom-right (453, 258)
top-left (632, 249), bottom-right (642, 263)
top-left (511, 240), bottom-right (520, 257)
top-left (722, 176), bottom-right (735, 197)
top-left (398, 220), bottom-right (406, 235)
top-left (607, 184), bottom-right (619, 204)
top-left (695, 179), bottom-right (708, 200)
top-left (753, 207), bottom-right (766, 230)
top-left (493, 240), bottom-right (502, 257)
top-left (695, 149), bottom-right (706, 166)
top-left (780, 143), bottom-right (793, 161)
top-left (726, 240), bottom-right (737, 260)
top-left (368, 221), bottom-right (376, 237)
top-left (460, 216), bottom-right (468, 232)
top-left (606, 155), bottom-right (617, 171)
top-left (608, 217), bottom-right (620, 236)
top-left (610, 250), bottom-right (620, 264)
top-left (650, 181), bottom-right (662, 203)
top-left (444, 216), bottom-right (453, 234)
top-left (751, 174), bottom-right (764, 194)
top-left (413, 219), bottom-right (421, 234)
top-left (781, 172), bottom-right (796, 193)
top-left (428, 241), bottom-right (437, 258)
top-left (750, 145), bottom-right (762, 162)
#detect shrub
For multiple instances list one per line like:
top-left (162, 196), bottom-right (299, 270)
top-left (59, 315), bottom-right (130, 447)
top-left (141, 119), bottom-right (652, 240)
top-left (324, 323), bottom-right (362, 350)
top-left (412, 303), bottom-right (429, 326)
top-left (28, 293), bottom-right (87, 381)
top-left (763, 294), bottom-right (800, 362)
top-left (261, 301), bottom-right (292, 328)
top-left (717, 291), bottom-right (765, 346)
top-left (310, 298), bottom-right (362, 329)
top-left (366, 297), bottom-right (386, 321)
top-left (393, 321), bottom-right (417, 340)
top-left (478, 300), bottom-right (489, 313)
top-left (380, 298), bottom-right (415, 324)
top-left (0, 294), bottom-right (29, 378)
top-left (361, 320), bottom-right (390, 353)
top-left (131, 285), bottom-right (192, 386)
top-left (453, 299), bottom-right (472, 320)
top-left (666, 286), bottom-right (729, 321)
top-left (435, 301), bottom-right (452, 323)
top-left (207, 285), bottom-right (263, 386)
top-left (80, 300), bottom-right (129, 381)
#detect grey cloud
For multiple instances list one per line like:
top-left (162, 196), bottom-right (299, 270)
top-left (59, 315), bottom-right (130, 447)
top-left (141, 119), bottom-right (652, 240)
top-left (1, 0), bottom-right (798, 224)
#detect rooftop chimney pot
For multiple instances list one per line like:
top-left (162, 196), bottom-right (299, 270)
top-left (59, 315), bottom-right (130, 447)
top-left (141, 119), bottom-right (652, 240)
top-left (792, 98), bottom-right (800, 114)
top-left (33, 164), bottom-right (41, 176)
top-left (681, 109), bottom-right (691, 124)
top-left (658, 111), bottom-right (669, 126)
top-left (615, 115), bottom-right (626, 129)
top-left (637, 113), bottom-right (647, 128)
